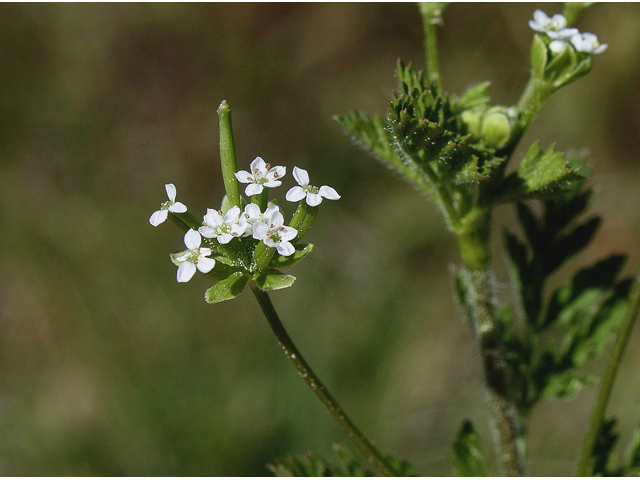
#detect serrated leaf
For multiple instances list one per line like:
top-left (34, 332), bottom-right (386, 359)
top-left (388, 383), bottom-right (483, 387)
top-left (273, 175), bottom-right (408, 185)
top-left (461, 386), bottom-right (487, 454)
top-left (452, 420), bottom-right (487, 476)
top-left (622, 424), bottom-right (640, 474)
top-left (455, 81), bottom-right (491, 111)
top-left (254, 269), bottom-right (296, 290)
top-left (270, 243), bottom-right (315, 268)
top-left (499, 142), bottom-right (587, 202)
top-left (204, 271), bottom-right (249, 303)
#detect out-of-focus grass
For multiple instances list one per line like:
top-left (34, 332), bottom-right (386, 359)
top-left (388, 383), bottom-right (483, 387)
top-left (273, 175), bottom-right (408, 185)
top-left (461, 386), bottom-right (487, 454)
top-left (0, 3), bottom-right (639, 475)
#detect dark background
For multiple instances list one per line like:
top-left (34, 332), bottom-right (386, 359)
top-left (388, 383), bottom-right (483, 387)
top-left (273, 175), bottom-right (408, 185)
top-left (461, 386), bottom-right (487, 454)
top-left (1, 3), bottom-right (639, 475)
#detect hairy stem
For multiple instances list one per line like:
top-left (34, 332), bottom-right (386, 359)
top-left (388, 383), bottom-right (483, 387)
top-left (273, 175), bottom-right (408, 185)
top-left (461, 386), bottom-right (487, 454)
top-left (575, 272), bottom-right (640, 476)
top-left (465, 268), bottom-right (527, 476)
top-left (418, 2), bottom-right (445, 95)
top-left (250, 284), bottom-right (401, 476)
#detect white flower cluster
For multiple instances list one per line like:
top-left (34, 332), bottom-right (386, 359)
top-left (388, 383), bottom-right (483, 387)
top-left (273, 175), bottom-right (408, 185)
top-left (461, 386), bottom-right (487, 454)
top-left (150, 158), bottom-right (340, 282)
top-left (529, 10), bottom-right (607, 55)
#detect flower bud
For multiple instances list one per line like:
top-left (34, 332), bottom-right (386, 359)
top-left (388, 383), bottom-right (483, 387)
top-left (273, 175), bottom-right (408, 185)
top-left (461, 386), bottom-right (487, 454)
top-left (461, 110), bottom-right (482, 138)
top-left (480, 106), bottom-right (517, 149)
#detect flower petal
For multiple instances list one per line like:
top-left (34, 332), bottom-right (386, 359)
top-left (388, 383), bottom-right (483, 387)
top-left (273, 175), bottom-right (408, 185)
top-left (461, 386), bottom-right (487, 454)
top-left (306, 193), bottom-right (322, 207)
top-left (268, 165), bottom-right (286, 180)
top-left (177, 262), bottom-right (196, 283)
top-left (224, 205), bottom-right (241, 222)
top-left (252, 221), bottom-right (269, 240)
top-left (169, 202), bottom-right (187, 213)
top-left (217, 233), bottom-right (233, 244)
top-left (244, 203), bottom-right (261, 219)
top-left (165, 183), bottom-right (177, 202)
top-left (245, 183), bottom-right (264, 196)
top-left (276, 241), bottom-right (295, 256)
top-left (263, 180), bottom-right (282, 188)
top-left (198, 226), bottom-right (216, 238)
top-left (149, 209), bottom-right (168, 226)
top-left (286, 186), bottom-right (306, 202)
top-left (203, 208), bottom-right (223, 227)
top-left (279, 226), bottom-right (298, 242)
top-left (184, 229), bottom-right (201, 249)
top-left (250, 157), bottom-right (267, 174)
top-left (270, 211), bottom-right (285, 227)
top-left (197, 256), bottom-right (216, 273)
top-left (235, 170), bottom-right (253, 183)
top-left (319, 185), bottom-right (340, 200)
top-left (292, 166), bottom-right (309, 186)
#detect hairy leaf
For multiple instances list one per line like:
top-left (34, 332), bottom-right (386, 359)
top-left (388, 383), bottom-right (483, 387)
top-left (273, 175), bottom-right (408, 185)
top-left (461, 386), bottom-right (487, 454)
top-left (452, 420), bottom-right (488, 476)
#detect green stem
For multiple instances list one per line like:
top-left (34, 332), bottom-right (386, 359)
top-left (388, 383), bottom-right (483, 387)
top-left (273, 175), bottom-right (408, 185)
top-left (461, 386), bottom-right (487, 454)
top-left (502, 76), bottom-right (554, 158)
top-left (217, 100), bottom-right (241, 208)
top-left (419, 3), bottom-right (444, 94)
top-left (250, 284), bottom-right (401, 477)
top-left (575, 272), bottom-right (640, 476)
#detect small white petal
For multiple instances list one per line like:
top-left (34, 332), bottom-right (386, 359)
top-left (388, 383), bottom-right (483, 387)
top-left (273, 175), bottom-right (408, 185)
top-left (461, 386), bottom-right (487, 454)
top-left (235, 170), bottom-right (253, 183)
top-left (594, 43), bottom-right (608, 54)
top-left (184, 229), bottom-right (201, 250)
top-left (174, 250), bottom-right (190, 262)
top-left (224, 206), bottom-right (241, 222)
top-left (203, 208), bottom-right (223, 227)
top-left (286, 186), bottom-right (306, 202)
top-left (279, 226), bottom-right (298, 242)
top-left (262, 236), bottom-right (278, 248)
top-left (549, 39), bottom-right (569, 53)
top-left (252, 222), bottom-right (269, 240)
top-left (270, 211), bottom-right (285, 227)
top-left (245, 183), bottom-right (264, 196)
top-left (165, 183), bottom-right (177, 202)
top-left (169, 202), bottom-right (187, 213)
top-left (292, 166), bottom-right (309, 186)
top-left (197, 257), bottom-right (216, 273)
top-left (263, 180), bottom-right (282, 188)
top-left (319, 185), bottom-right (340, 200)
top-left (250, 157), bottom-right (267, 173)
top-left (177, 262), bottom-right (196, 283)
top-left (276, 241), bottom-right (295, 256)
top-left (263, 205), bottom-right (280, 221)
top-left (268, 165), bottom-right (286, 179)
top-left (306, 193), bottom-right (323, 207)
top-left (217, 233), bottom-right (233, 244)
top-left (244, 203), bottom-right (261, 218)
top-left (198, 226), bottom-right (216, 238)
top-left (149, 209), bottom-right (168, 226)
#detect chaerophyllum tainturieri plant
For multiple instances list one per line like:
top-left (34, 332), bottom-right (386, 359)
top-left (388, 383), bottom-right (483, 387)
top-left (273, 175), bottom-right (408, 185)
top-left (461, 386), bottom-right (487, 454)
top-left (150, 4), bottom-right (640, 477)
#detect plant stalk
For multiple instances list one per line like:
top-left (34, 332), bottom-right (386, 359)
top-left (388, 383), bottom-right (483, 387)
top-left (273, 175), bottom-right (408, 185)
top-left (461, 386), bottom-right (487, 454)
top-left (418, 2), bottom-right (446, 95)
top-left (575, 272), bottom-right (640, 476)
top-left (250, 284), bottom-right (401, 476)
top-left (465, 268), bottom-right (527, 476)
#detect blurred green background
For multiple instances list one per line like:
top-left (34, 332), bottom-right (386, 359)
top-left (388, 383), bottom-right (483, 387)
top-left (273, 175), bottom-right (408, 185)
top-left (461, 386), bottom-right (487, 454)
top-left (1, 3), bottom-right (640, 476)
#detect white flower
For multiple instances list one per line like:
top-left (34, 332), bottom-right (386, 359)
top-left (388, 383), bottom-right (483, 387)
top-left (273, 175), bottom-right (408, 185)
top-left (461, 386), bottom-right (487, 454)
top-left (174, 229), bottom-right (216, 283)
top-left (571, 32), bottom-right (608, 54)
top-left (198, 205), bottom-right (246, 244)
top-left (234, 157), bottom-right (286, 196)
top-left (252, 210), bottom-right (298, 256)
top-left (529, 10), bottom-right (569, 35)
top-left (285, 166), bottom-right (341, 207)
top-left (241, 203), bottom-right (279, 236)
top-left (149, 183), bottom-right (188, 226)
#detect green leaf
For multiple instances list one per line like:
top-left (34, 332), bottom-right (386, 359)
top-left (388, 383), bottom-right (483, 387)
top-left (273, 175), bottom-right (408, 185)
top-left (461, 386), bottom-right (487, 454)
top-left (455, 81), bottom-right (491, 111)
top-left (254, 268), bottom-right (296, 290)
top-left (270, 243), bottom-right (316, 268)
top-left (204, 271), bottom-right (250, 303)
top-left (498, 142), bottom-right (587, 202)
top-left (268, 447), bottom-right (377, 477)
top-left (452, 420), bottom-right (487, 476)
top-left (530, 34), bottom-right (548, 79)
top-left (622, 424), bottom-right (640, 474)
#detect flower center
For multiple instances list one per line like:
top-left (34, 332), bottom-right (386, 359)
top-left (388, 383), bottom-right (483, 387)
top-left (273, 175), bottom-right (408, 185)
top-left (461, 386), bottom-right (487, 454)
top-left (304, 185), bottom-right (319, 194)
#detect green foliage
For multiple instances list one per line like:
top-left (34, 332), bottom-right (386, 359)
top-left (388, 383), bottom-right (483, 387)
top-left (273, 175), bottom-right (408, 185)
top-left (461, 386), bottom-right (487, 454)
top-left (268, 445), bottom-right (417, 477)
top-left (254, 269), bottom-right (296, 291)
top-left (204, 271), bottom-right (250, 303)
top-left (530, 33), bottom-right (594, 90)
top-left (587, 419), bottom-right (640, 476)
top-left (452, 420), bottom-right (488, 476)
top-left (501, 188), bottom-right (631, 411)
top-left (497, 142), bottom-right (588, 202)
top-left (270, 244), bottom-right (316, 268)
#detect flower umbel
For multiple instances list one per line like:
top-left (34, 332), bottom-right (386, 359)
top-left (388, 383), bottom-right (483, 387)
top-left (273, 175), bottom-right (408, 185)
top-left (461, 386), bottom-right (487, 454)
top-left (173, 229), bottom-right (216, 283)
top-left (149, 183), bottom-right (188, 226)
top-left (199, 205), bottom-right (246, 244)
top-left (286, 166), bottom-right (341, 207)
top-left (253, 209), bottom-right (298, 256)
top-left (235, 157), bottom-right (286, 196)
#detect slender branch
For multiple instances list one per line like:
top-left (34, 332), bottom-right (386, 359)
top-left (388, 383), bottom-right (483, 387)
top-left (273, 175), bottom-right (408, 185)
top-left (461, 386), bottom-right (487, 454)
top-left (250, 284), bottom-right (401, 476)
top-left (575, 272), bottom-right (640, 476)
top-left (418, 3), bottom-right (445, 95)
